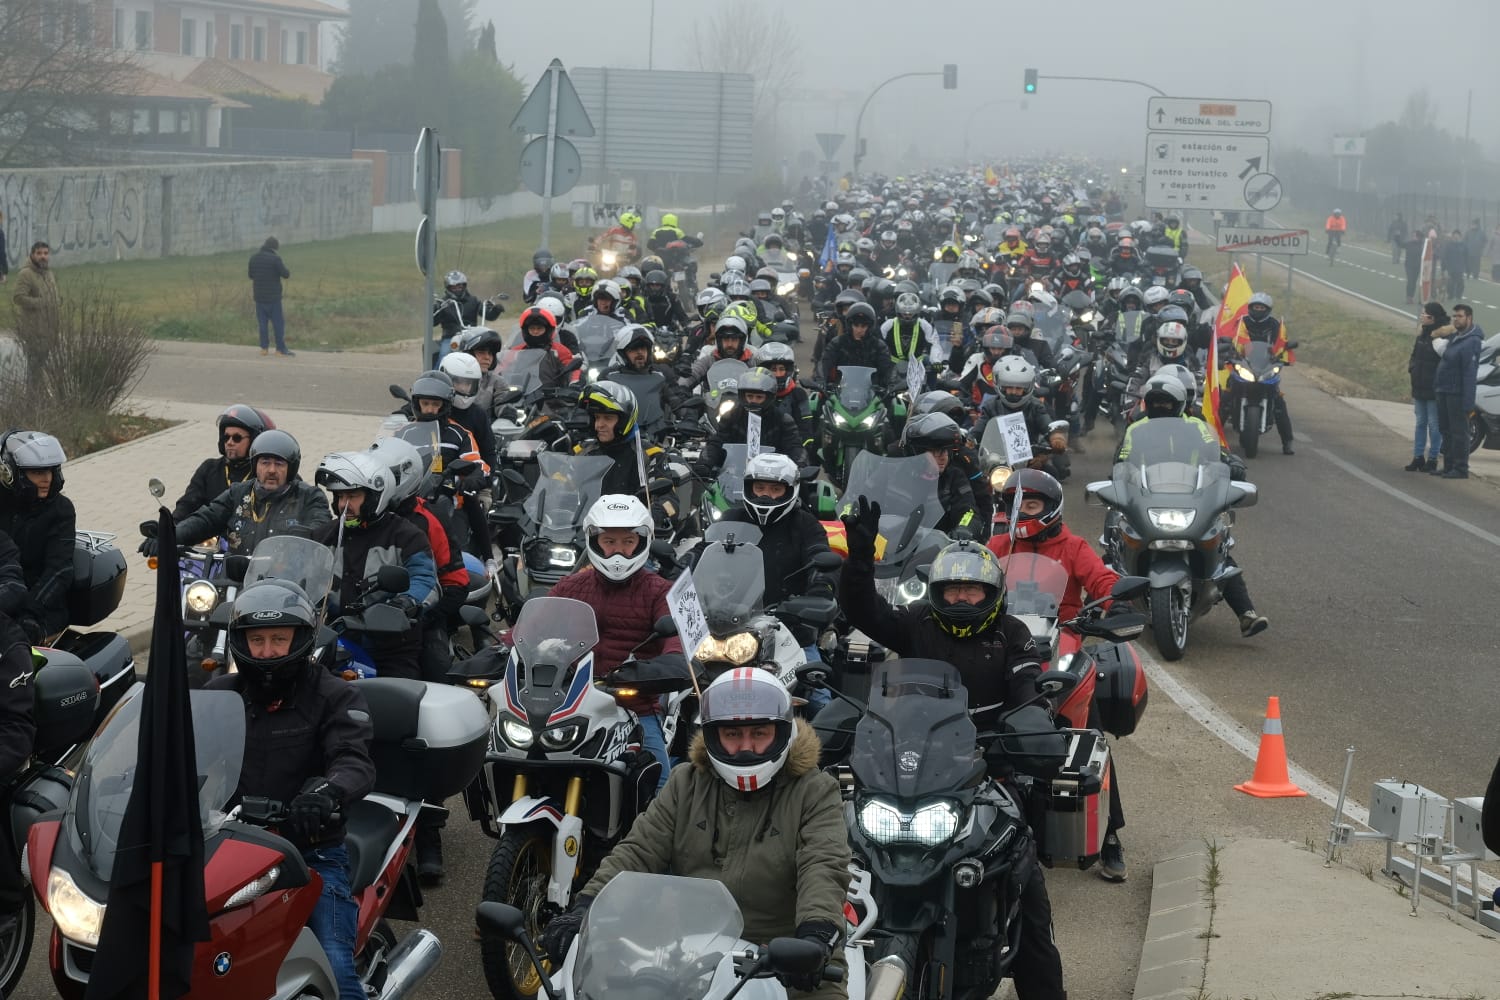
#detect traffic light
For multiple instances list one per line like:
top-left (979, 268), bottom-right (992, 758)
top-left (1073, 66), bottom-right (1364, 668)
top-left (1024, 68), bottom-right (1038, 94)
top-left (942, 64), bottom-right (958, 90)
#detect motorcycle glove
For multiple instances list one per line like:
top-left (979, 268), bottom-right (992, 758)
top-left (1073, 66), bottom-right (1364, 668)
top-left (286, 777), bottom-right (340, 842)
top-left (18, 617), bottom-right (44, 646)
top-left (840, 495), bottom-right (883, 556)
top-left (137, 537), bottom-right (159, 558)
top-left (538, 895), bottom-right (593, 962)
top-left (782, 919), bottom-right (840, 993)
top-left (390, 594), bottom-right (421, 621)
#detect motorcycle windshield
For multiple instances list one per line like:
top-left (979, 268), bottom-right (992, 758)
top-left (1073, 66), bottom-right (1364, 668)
top-left (508, 596), bottom-right (599, 717)
top-left (1116, 418), bottom-right (1226, 495)
top-left (704, 359), bottom-right (749, 405)
top-left (1241, 341), bottom-right (1276, 374)
top-left (68, 686), bottom-right (246, 882)
top-left (928, 262), bottom-right (958, 287)
top-left (852, 658), bottom-right (978, 800)
top-left (999, 553), bottom-right (1069, 618)
top-left (606, 370), bottom-right (666, 434)
top-left (693, 540), bottom-right (766, 636)
top-left (525, 453), bottom-right (615, 542)
top-left (574, 872), bottom-right (743, 1000)
top-left (1034, 305), bottom-right (1070, 353)
top-left (835, 366), bottom-right (878, 413)
top-left (1117, 310), bottom-right (1145, 345)
top-left (497, 348), bottom-right (550, 397)
top-left (243, 535), bottom-right (335, 608)
top-left (715, 444), bottom-right (750, 506)
top-left (761, 249), bottom-right (794, 269)
top-left (837, 452), bottom-right (944, 571)
top-left (574, 314), bottom-right (624, 367)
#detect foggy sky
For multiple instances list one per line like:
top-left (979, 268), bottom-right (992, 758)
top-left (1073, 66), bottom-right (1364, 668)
top-left (471, 0), bottom-right (1500, 176)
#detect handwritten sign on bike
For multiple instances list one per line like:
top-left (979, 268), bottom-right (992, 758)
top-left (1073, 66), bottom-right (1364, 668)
top-left (666, 570), bottom-right (710, 668)
top-left (997, 412), bottom-right (1033, 466)
top-left (1146, 97), bottom-right (1272, 135)
top-left (1215, 227), bottom-right (1310, 255)
top-left (745, 412), bottom-right (762, 460)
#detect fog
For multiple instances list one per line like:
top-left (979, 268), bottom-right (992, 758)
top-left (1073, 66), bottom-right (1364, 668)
top-left (476, 0), bottom-right (1499, 174)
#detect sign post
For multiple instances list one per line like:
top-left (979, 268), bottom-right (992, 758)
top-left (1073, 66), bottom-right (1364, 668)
top-left (414, 127), bottom-right (441, 369)
top-left (511, 59), bottom-right (596, 250)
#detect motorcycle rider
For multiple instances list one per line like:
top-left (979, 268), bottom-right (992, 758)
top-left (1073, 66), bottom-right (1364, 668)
top-left (719, 452), bottom-right (836, 607)
top-left (1128, 320), bottom-right (1194, 388)
top-left (452, 326), bottom-right (506, 418)
top-left (439, 352), bottom-right (499, 473)
top-left (836, 512), bottom-right (1066, 1000)
top-left (607, 324), bottom-right (687, 435)
top-left (1161, 214), bottom-right (1187, 258)
top-left (698, 368), bottom-right (810, 474)
top-left (1229, 292), bottom-right (1295, 455)
top-left (0, 431), bottom-right (74, 642)
top-left (550, 495), bottom-right (685, 786)
top-left (523, 249), bottom-right (555, 304)
top-left (643, 269), bottom-right (690, 329)
top-left (960, 329), bottom-right (1015, 408)
top-left (1114, 372), bottom-right (1270, 637)
top-left (1053, 254), bottom-right (1094, 297)
top-left (1176, 266), bottom-right (1213, 311)
top-left (901, 413), bottom-right (978, 537)
top-left (161, 430), bottom-right (332, 557)
top-left (540, 666), bottom-right (851, 997)
top-left (1107, 235), bottom-right (1141, 277)
top-left (820, 302), bottom-right (894, 388)
top-left (432, 270), bottom-right (504, 343)
top-left (1005, 309), bottom-right (1056, 371)
top-left (211, 579), bottom-right (376, 1000)
top-left (174, 404), bottom-right (275, 519)
top-left (510, 305), bottom-right (581, 388)
top-left (616, 266), bottom-right (649, 323)
top-left (986, 469), bottom-right (1131, 881)
top-left (979, 357), bottom-right (1071, 481)
top-left (575, 381), bottom-right (670, 507)
top-left (594, 209), bottom-right (641, 266)
top-left (883, 291), bottom-right (932, 371)
top-left (1024, 233), bottom-right (1059, 282)
top-left (687, 313), bottom-right (755, 389)
top-left (406, 370), bottom-right (490, 559)
top-left (753, 341), bottom-right (818, 460)
top-left (1324, 208), bottom-right (1346, 258)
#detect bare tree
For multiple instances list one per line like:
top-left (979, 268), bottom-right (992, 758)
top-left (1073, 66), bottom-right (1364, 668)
top-left (0, 0), bottom-right (137, 165)
top-left (690, 7), bottom-right (802, 122)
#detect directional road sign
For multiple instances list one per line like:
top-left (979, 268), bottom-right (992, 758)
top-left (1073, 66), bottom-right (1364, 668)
top-left (1215, 226), bottom-right (1309, 255)
top-left (815, 132), bottom-right (845, 160)
top-left (511, 58), bottom-right (595, 137)
top-left (1147, 97), bottom-right (1272, 135)
top-left (1242, 172), bottom-right (1283, 212)
top-left (1144, 132), bottom-right (1271, 211)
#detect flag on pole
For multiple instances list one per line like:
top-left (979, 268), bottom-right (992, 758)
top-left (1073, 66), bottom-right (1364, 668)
top-left (818, 218), bottom-right (838, 271)
top-left (1202, 323), bottom-right (1229, 448)
top-left (1214, 261), bottom-right (1253, 342)
top-left (984, 165), bottom-right (998, 186)
top-left (86, 507), bottom-right (210, 1000)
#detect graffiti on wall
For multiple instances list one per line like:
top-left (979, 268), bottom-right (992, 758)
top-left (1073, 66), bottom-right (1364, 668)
top-left (0, 170), bottom-right (151, 267)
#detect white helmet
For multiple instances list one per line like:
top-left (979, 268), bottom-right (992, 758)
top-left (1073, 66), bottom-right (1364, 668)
top-left (315, 450), bottom-right (392, 520)
top-left (697, 667), bottom-right (795, 792)
top-left (367, 436), bottom-right (427, 506)
top-left (1158, 363), bottom-right (1197, 409)
top-left (724, 254), bottom-right (748, 274)
top-left (439, 352), bottom-right (483, 408)
top-left (1143, 285), bottom-right (1170, 308)
top-left (583, 494), bottom-right (653, 582)
top-left (537, 295), bottom-right (567, 322)
top-left (1155, 321), bottom-right (1188, 360)
top-left (592, 279), bottom-right (622, 306)
top-left (992, 356), bottom-right (1037, 411)
top-left (742, 453), bottom-right (800, 525)
top-left (770, 206), bottom-right (785, 221)
top-left (1028, 288), bottom-right (1057, 310)
top-left (1142, 370), bottom-right (1188, 418)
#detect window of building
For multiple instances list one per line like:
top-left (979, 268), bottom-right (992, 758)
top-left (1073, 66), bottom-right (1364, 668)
top-left (230, 23), bottom-right (243, 59)
top-left (252, 25), bottom-right (264, 61)
top-left (279, 29), bottom-right (287, 63)
top-left (132, 108), bottom-right (152, 135)
top-left (205, 21), bottom-right (216, 58)
top-left (73, 3), bottom-right (93, 46)
top-left (113, 8), bottom-right (125, 48)
top-left (295, 30), bottom-right (307, 65)
top-left (134, 10), bottom-right (151, 50)
top-left (181, 17), bottom-right (195, 55)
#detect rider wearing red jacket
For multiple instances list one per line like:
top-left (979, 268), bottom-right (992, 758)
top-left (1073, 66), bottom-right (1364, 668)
top-left (986, 469), bottom-right (1129, 884)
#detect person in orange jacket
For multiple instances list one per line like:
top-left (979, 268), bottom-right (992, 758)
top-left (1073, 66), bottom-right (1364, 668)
top-left (1324, 209), bottom-right (1347, 259)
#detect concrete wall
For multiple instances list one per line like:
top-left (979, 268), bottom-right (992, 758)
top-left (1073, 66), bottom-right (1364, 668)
top-left (0, 159), bottom-right (372, 266)
top-left (370, 184), bottom-right (603, 234)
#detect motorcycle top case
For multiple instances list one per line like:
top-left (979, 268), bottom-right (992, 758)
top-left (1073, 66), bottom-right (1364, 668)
top-left (1041, 728), bottom-right (1112, 870)
top-left (31, 653), bottom-right (101, 760)
top-left (68, 540), bottom-right (127, 627)
top-left (356, 677), bottom-right (489, 802)
top-left (1092, 641), bottom-right (1148, 738)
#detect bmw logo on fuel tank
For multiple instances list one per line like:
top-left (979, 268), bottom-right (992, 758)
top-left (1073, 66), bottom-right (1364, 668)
top-left (213, 952), bottom-right (232, 976)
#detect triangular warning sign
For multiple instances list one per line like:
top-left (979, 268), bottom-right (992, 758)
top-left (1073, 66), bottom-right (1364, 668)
top-left (815, 132), bottom-right (845, 160)
top-left (510, 58), bottom-right (596, 137)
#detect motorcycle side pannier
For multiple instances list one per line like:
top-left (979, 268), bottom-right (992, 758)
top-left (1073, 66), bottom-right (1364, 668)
top-left (1040, 728), bottom-right (1112, 870)
top-left (9, 764), bottom-right (73, 852)
top-left (1092, 642), bottom-right (1148, 738)
top-left (31, 653), bottom-right (101, 760)
top-left (68, 538), bottom-right (128, 628)
top-left (357, 678), bottom-right (489, 802)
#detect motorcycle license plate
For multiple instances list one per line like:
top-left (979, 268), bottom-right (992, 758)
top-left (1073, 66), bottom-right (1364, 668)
top-left (673, 271), bottom-right (687, 282)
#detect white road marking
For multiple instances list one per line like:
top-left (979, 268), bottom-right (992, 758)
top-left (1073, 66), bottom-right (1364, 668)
top-left (1313, 446), bottom-right (1500, 548)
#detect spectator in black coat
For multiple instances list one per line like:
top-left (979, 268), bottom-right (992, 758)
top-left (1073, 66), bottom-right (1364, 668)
top-left (1405, 302), bottom-right (1449, 473)
top-left (248, 236), bottom-right (292, 356)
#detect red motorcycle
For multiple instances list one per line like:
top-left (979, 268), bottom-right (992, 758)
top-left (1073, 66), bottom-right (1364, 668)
top-left (29, 678), bottom-right (488, 1000)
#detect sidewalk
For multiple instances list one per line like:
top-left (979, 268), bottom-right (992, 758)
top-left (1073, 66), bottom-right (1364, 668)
top-left (67, 398), bottom-right (384, 651)
top-left (1135, 839), bottom-right (1499, 1000)
top-left (1339, 396), bottom-right (1500, 478)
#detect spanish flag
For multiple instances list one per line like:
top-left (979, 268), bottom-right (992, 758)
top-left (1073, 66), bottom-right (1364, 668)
top-left (1204, 262), bottom-right (1252, 448)
top-left (984, 165), bottom-right (998, 186)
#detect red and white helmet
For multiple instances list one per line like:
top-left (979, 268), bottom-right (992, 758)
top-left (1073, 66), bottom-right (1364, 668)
top-left (697, 668), bottom-right (795, 792)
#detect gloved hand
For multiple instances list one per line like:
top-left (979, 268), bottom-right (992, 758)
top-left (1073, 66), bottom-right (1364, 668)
top-left (137, 537), bottom-right (159, 558)
top-left (286, 778), bottom-right (339, 842)
top-left (18, 617), bottom-right (44, 646)
top-left (781, 920), bottom-right (838, 993)
top-left (538, 895), bottom-right (593, 962)
top-left (390, 594), bottom-right (421, 621)
top-left (839, 495), bottom-right (882, 556)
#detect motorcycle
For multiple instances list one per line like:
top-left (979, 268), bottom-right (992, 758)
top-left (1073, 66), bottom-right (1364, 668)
top-left (457, 596), bottom-right (664, 1000)
top-left (480, 868), bottom-right (884, 1000)
top-left (698, 359), bottom-right (748, 435)
top-left (1467, 332), bottom-right (1500, 451)
top-left (817, 366), bottom-right (892, 490)
top-left (1087, 417), bottom-right (1259, 660)
top-left (572, 314), bottom-right (626, 383)
top-left (831, 452), bottom-right (950, 610)
top-left (1141, 246), bottom-right (1181, 287)
top-left (1223, 340), bottom-right (1294, 459)
top-left (978, 409), bottom-right (1072, 489)
top-left (500, 453), bottom-right (613, 614)
top-left (30, 678), bottom-right (488, 1000)
top-left (660, 238), bottom-right (702, 301)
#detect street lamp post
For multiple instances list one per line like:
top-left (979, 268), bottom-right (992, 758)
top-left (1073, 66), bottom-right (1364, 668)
top-left (853, 68), bottom-right (955, 179)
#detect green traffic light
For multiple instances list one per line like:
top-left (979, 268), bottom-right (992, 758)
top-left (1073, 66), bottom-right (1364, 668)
top-left (1025, 83), bottom-right (1035, 93)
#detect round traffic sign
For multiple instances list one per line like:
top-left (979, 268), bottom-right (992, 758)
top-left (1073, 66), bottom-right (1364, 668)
top-left (1243, 172), bottom-right (1282, 212)
top-left (519, 135), bottom-right (582, 198)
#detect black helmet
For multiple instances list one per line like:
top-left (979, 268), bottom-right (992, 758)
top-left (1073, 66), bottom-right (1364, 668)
top-left (216, 405), bottom-right (274, 456)
top-left (410, 369), bottom-right (455, 422)
top-left (736, 368), bottom-right (778, 414)
top-left (249, 429), bottom-right (302, 481)
top-left (927, 539), bottom-right (1005, 638)
top-left (228, 579), bottom-right (317, 702)
top-left (833, 289), bottom-right (865, 313)
top-left (902, 411), bottom-right (962, 456)
top-left (912, 390), bottom-right (968, 424)
top-left (533, 248), bottom-right (554, 273)
top-left (845, 302), bottom-right (877, 329)
top-left (456, 326), bottom-right (505, 370)
top-left (644, 269), bottom-right (670, 297)
top-left (984, 283), bottom-right (1009, 307)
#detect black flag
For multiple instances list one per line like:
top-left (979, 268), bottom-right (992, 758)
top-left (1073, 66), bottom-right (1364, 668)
top-left (85, 508), bottom-right (210, 1000)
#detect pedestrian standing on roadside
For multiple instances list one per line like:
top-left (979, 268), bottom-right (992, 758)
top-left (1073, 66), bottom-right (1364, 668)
top-left (1403, 229), bottom-right (1426, 304)
top-left (248, 236), bottom-right (293, 357)
top-left (1387, 213), bottom-right (1407, 264)
top-left (1464, 218), bottom-right (1485, 280)
top-left (1431, 303), bottom-right (1482, 479)
top-left (1440, 230), bottom-right (1469, 300)
top-left (1405, 302), bottom-right (1449, 472)
top-left (12, 241), bottom-right (57, 376)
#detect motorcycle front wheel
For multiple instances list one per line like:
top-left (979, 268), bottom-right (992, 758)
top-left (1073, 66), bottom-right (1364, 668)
top-left (1469, 411), bottom-right (1485, 454)
top-left (0, 894), bottom-right (33, 998)
top-left (1239, 403), bottom-right (1262, 459)
top-left (1150, 583), bottom-right (1191, 661)
top-left (480, 831), bottom-right (554, 1000)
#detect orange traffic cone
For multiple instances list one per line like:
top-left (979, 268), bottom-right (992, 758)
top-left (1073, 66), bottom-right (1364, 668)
top-left (1234, 696), bottom-right (1307, 798)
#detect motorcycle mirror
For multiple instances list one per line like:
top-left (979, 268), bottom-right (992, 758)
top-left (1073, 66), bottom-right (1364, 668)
top-left (458, 604), bottom-right (491, 628)
top-left (224, 555), bottom-right (249, 584)
top-left (475, 903), bottom-right (561, 1000)
top-left (648, 539), bottom-right (676, 564)
top-left (1229, 482), bottom-right (1259, 509)
top-left (1110, 575), bottom-right (1150, 601)
top-left (653, 615), bottom-right (679, 637)
top-left (360, 602), bottom-right (410, 635)
top-left (1285, 340), bottom-right (1300, 350)
top-left (1035, 671), bottom-right (1079, 696)
top-left (811, 551), bottom-right (844, 573)
top-left (376, 565), bottom-right (411, 594)
top-left (794, 661), bottom-right (831, 689)
top-left (448, 458), bottom-right (478, 478)
top-left (148, 478), bottom-right (166, 499)
top-left (502, 469), bottom-right (528, 490)
top-left (389, 384), bottom-right (411, 402)
top-left (496, 292), bottom-right (512, 301)
top-left (914, 562), bottom-right (932, 583)
top-left (562, 356), bottom-right (585, 374)
top-left (766, 937), bottom-right (830, 979)
top-left (138, 519), bottom-right (159, 539)
top-left (1083, 480), bottom-right (1113, 507)
top-left (208, 604), bottom-right (233, 628)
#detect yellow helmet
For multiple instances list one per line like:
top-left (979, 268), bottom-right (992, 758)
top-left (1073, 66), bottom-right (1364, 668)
top-left (660, 213), bottom-right (680, 229)
top-left (618, 210), bottom-right (641, 230)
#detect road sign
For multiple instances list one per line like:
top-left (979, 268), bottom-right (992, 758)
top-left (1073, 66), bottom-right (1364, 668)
top-left (414, 216), bottom-right (435, 275)
top-left (1243, 172), bottom-right (1283, 212)
top-left (1147, 97), bottom-right (1272, 135)
top-left (519, 134), bottom-right (581, 198)
top-left (511, 58), bottom-right (595, 136)
top-left (1144, 132), bottom-right (1270, 211)
top-left (1333, 135), bottom-right (1366, 157)
top-left (815, 132), bottom-right (845, 160)
top-left (414, 127), bottom-right (441, 217)
top-left (1215, 226), bottom-right (1309, 255)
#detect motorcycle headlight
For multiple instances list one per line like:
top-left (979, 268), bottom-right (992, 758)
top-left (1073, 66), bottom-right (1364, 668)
top-left (1233, 364), bottom-right (1255, 381)
top-left (723, 632), bottom-right (760, 665)
top-left (858, 797), bottom-right (961, 846)
top-left (47, 869), bottom-right (104, 947)
top-left (857, 798), bottom-right (904, 843)
top-left (896, 577), bottom-right (927, 606)
top-left (860, 413), bottom-right (879, 429)
top-left (655, 346), bottom-right (668, 361)
top-left (1078, 310), bottom-right (1097, 324)
top-left (540, 722), bottom-right (585, 750)
top-left (588, 366), bottom-right (602, 382)
top-left (500, 715), bottom-right (534, 749)
top-left (184, 579), bottom-right (218, 614)
top-left (548, 546), bottom-right (578, 568)
top-left (778, 281), bottom-right (798, 296)
top-left (718, 400), bottom-right (737, 418)
top-left (1271, 364), bottom-right (1282, 376)
top-left (832, 412), bottom-right (849, 428)
top-left (909, 801), bottom-right (962, 844)
top-left (990, 466), bottom-right (1013, 491)
top-left (1148, 508), bottom-right (1195, 532)
top-left (602, 250), bottom-right (617, 267)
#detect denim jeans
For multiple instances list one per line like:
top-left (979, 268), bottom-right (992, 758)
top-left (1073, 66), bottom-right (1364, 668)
top-left (637, 712), bottom-right (670, 792)
top-left (256, 300), bottom-right (288, 353)
top-left (305, 844), bottom-right (365, 1000)
top-left (1413, 398), bottom-right (1443, 460)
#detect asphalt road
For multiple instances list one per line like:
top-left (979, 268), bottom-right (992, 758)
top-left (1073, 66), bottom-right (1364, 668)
top-left (17, 287), bottom-right (1500, 1000)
